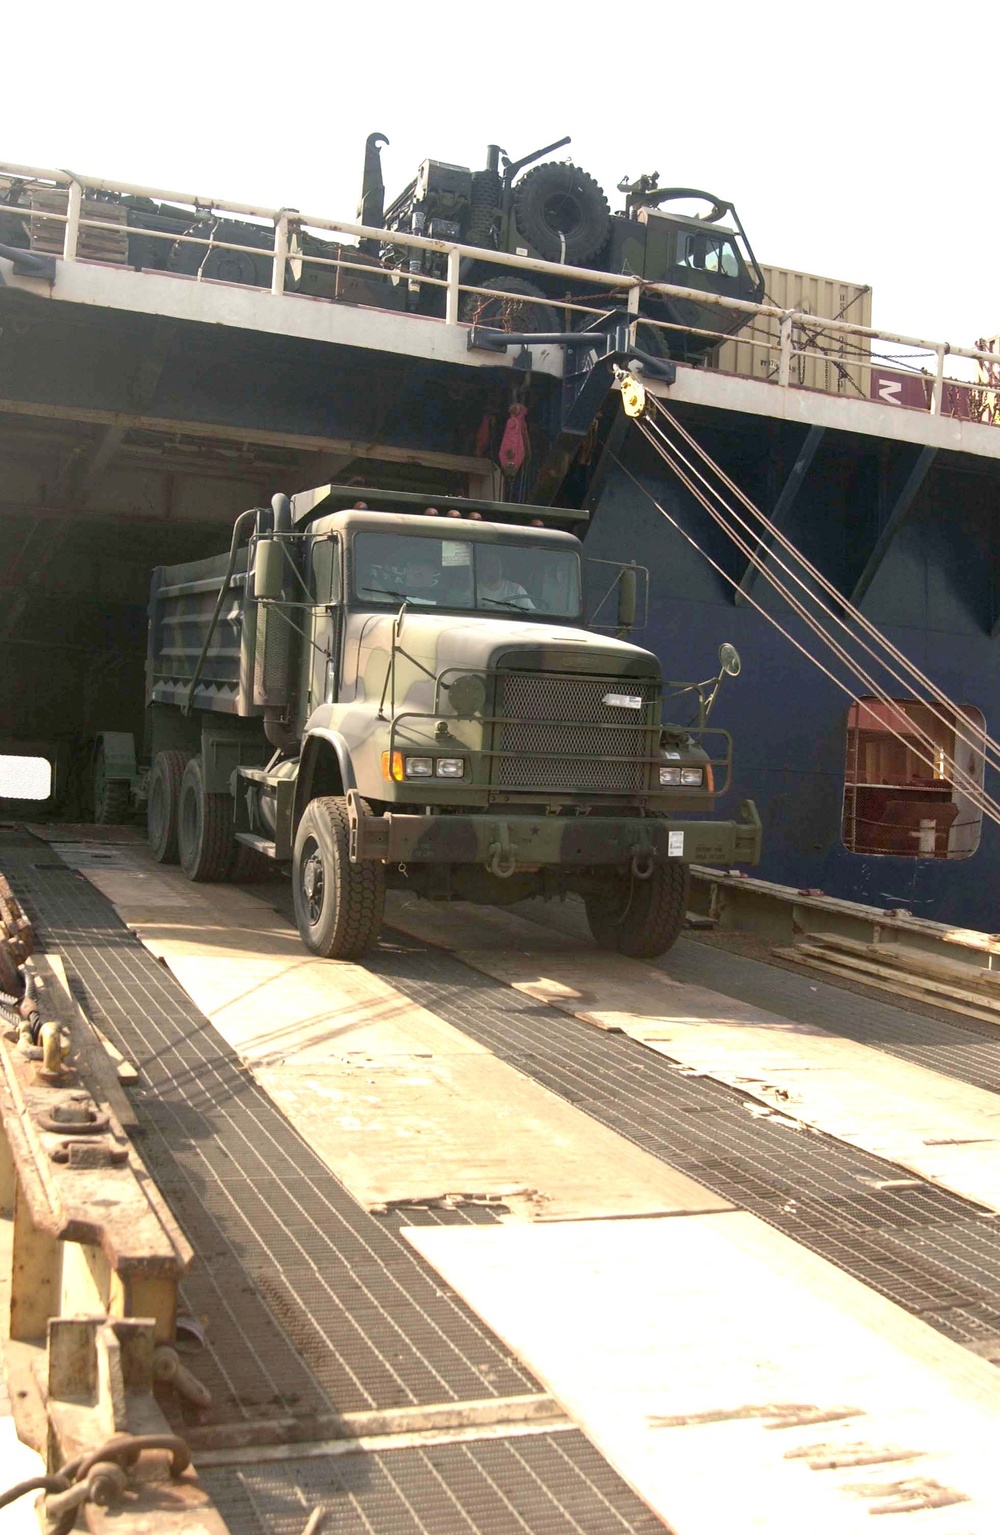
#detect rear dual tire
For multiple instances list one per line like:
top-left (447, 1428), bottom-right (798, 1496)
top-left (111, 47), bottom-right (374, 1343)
top-left (150, 749), bottom-right (276, 883)
top-left (177, 757), bottom-right (232, 883)
top-left (147, 750), bottom-right (190, 863)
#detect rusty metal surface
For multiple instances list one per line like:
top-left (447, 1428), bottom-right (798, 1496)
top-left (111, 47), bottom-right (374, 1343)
top-left (0, 831), bottom-right (680, 1534)
top-left (33, 1317), bottom-right (229, 1535)
top-left (0, 835), bottom-right (537, 1432)
top-left (0, 975), bottom-right (190, 1339)
top-left (0, 869), bottom-right (34, 993)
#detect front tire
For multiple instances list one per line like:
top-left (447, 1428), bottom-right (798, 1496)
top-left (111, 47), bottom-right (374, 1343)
top-left (177, 756), bottom-right (232, 883)
top-left (293, 797), bottom-right (385, 960)
top-left (585, 860), bottom-right (690, 959)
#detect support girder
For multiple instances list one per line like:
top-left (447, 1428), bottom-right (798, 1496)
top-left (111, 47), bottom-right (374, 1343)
top-left (850, 444), bottom-right (937, 605)
top-left (735, 425), bottom-right (825, 605)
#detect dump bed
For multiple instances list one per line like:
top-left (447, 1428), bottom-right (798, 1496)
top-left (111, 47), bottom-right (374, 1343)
top-left (146, 547), bottom-right (258, 717)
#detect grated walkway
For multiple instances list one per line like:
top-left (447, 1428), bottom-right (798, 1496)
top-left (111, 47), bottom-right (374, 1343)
top-left (0, 836), bottom-right (532, 1426)
top-left (14, 822), bottom-right (1000, 1529)
top-left (368, 933), bottom-right (1000, 1357)
top-left (201, 1434), bottom-right (666, 1535)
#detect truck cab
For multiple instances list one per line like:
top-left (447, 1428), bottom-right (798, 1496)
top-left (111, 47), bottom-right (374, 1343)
top-left (144, 486), bottom-right (760, 960)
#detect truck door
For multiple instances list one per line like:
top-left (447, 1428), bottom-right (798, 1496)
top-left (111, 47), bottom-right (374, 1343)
top-left (304, 534), bottom-right (342, 713)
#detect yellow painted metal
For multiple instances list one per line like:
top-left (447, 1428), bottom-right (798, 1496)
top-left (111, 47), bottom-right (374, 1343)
top-left (620, 373), bottom-right (647, 418)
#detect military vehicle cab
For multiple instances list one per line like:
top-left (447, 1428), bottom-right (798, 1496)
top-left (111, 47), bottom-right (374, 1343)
top-left (142, 486), bottom-right (760, 959)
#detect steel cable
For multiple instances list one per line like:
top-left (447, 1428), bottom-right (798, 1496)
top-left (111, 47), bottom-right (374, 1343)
top-left (638, 411), bottom-right (994, 809)
top-left (632, 416), bottom-right (1000, 824)
top-left (653, 399), bottom-right (1000, 780)
top-left (613, 442), bottom-right (1000, 837)
top-left (636, 402), bottom-right (1000, 823)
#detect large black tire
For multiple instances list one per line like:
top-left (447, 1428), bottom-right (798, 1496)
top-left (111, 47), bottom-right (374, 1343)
top-left (177, 757), bottom-right (232, 883)
top-left (147, 750), bottom-right (190, 864)
top-left (513, 162), bottom-right (609, 265)
top-left (467, 168), bottom-right (501, 248)
top-left (293, 797), bottom-right (385, 960)
top-left (461, 275), bottom-right (558, 334)
top-left (93, 748), bottom-right (131, 825)
top-left (585, 861), bottom-right (690, 960)
top-left (632, 317), bottom-right (671, 361)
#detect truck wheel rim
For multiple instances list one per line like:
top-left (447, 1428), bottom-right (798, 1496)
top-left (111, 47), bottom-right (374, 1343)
top-left (301, 842), bottom-right (324, 925)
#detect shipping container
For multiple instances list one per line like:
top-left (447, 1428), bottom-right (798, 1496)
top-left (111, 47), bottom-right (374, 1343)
top-left (870, 366), bottom-right (980, 422)
top-left (713, 266), bottom-right (872, 398)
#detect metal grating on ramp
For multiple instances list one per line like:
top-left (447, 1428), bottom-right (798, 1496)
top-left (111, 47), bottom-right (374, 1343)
top-left (0, 834), bottom-right (535, 1428)
top-left (666, 935), bottom-right (1000, 1092)
top-left (366, 934), bottom-right (1000, 1355)
top-left (200, 1434), bottom-right (666, 1535)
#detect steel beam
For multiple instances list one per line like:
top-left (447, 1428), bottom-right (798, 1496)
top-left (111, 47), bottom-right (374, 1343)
top-left (0, 961), bottom-right (192, 1345)
top-left (0, 396), bottom-right (495, 492)
top-left (645, 368), bottom-right (1000, 464)
top-left (736, 424), bottom-right (825, 605)
top-left (850, 445), bottom-right (937, 605)
top-left (688, 864), bottom-right (1000, 962)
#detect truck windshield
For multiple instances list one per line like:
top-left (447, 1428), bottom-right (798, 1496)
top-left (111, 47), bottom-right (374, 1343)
top-left (353, 532), bottom-right (582, 619)
top-left (675, 231), bottom-right (740, 279)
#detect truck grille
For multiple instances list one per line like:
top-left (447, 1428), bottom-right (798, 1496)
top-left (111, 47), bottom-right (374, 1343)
top-left (493, 674), bottom-right (658, 793)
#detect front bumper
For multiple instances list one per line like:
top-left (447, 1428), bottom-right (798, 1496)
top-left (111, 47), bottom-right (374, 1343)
top-left (347, 793), bottom-right (761, 870)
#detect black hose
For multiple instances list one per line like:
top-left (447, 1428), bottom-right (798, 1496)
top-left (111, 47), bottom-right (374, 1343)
top-left (182, 507), bottom-right (258, 716)
top-left (0, 1474), bottom-right (70, 1509)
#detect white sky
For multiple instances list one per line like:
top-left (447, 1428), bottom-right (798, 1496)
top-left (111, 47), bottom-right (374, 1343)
top-left (5, 2), bottom-right (997, 347)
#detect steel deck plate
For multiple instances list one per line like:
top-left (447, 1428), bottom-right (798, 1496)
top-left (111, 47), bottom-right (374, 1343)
top-left (667, 936), bottom-right (1000, 1087)
top-left (200, 1431), bottom-right (665, 1535)
top-left (0, 835), bottom-right (536, 1428)
top-left (364, 935), bottom-right (1000, 1354)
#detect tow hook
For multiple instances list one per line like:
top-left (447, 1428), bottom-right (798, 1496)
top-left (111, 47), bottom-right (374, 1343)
top-left (630, 848), bottom-right (655, 880)
top-left (487, 824), bottom-right (517, 879)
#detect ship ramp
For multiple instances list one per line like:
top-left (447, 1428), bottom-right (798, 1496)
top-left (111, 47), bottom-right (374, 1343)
top-left (5, 824), bottom-right (1000, 1532)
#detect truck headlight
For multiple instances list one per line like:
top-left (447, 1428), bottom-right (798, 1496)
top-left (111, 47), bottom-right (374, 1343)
top-left (435, 758), bottom-right (465, 778)
top-left (659, 765), bottom-right (705, 787)
top-left (404, 756), bottom-right (434, 777)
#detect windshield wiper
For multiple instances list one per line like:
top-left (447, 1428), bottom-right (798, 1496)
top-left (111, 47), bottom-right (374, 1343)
top-left (480, 596), bottom-right (533, 612)
top-left (360, 585), bottom-right (418, 603)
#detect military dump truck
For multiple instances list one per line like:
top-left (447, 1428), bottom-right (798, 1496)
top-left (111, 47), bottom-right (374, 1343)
top-left (139, 486), bottom-right (760, 960)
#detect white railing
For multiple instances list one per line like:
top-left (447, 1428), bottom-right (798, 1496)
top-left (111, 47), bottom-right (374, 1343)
top-left (2, 160), bottom-right (998, 423)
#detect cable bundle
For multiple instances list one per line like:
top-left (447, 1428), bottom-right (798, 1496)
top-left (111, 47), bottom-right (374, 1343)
top-left (618, 392), bottom-right (1000, 837)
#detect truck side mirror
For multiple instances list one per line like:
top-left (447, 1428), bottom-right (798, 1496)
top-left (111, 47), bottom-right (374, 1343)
top-left (253, 539), bottom-right (284, 601)
top-left (617, 566), bottom-right (638, 635)
top-left (718, 642), bottom-right (741, 677)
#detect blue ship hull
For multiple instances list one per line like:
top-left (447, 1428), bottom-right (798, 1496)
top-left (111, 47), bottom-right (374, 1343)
top-left (585, 416), bottom-right (1000, 931)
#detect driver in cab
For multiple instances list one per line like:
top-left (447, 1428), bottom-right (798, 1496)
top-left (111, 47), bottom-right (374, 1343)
top-left (477, 548), bottom-right (534, 612)
top-left (403, 551), bottom-right (442, 604)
